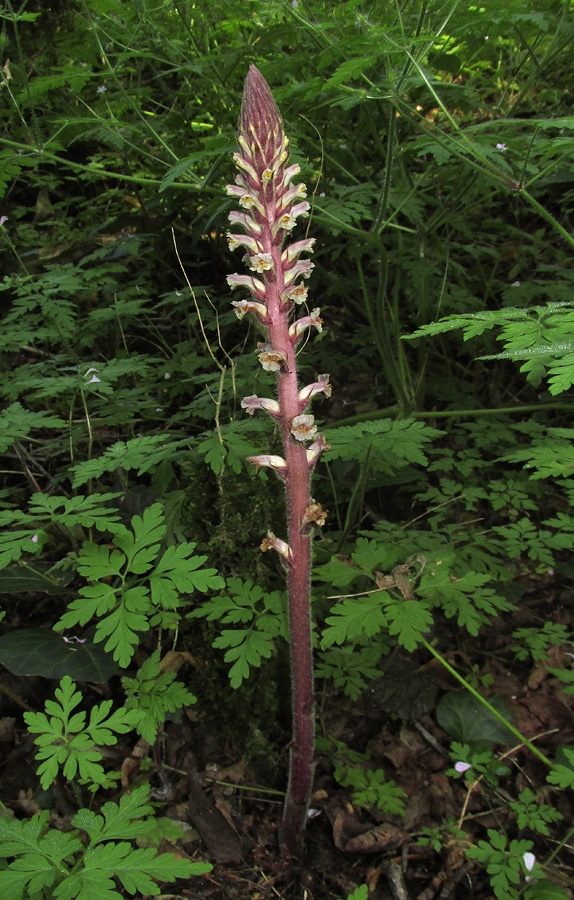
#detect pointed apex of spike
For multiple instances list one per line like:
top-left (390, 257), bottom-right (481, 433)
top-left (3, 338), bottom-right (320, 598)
top-left (240, 65), bottom-right (282, 139)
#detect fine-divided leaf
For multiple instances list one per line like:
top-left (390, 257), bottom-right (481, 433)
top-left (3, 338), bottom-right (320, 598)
top-left (0, 402), bottom-right (66, 452)
top-left (71, 435), bottom-right (185, 488)
top-left (58, 843), bottom-right (209, 900)
top-left (418, 562), bottom-right (511, 634)
top-left (23, 676), bottom-right (140, 788)
top-left (213, 629), bottom-right (276, 689)
top-left (149, 542), bottom-right (224, 609)
top-left (381, 597), bottom-right (434, 652)
top-left (321, 594), bottom-right (389, 648)
top-left (122, 652), bottom-right (196, 743)
top-left (191, 578), bottom-right (286, 687)
top-left (72, 784), bottom-right (156, 844)
top-left (114, 504), bottom-right (166, 575)
top-left (92, 585), bottom-right (151, 667)
top-left (324, 419), bottom-right (440, 472)
top-left (0, 812), bottom-right (81, 900)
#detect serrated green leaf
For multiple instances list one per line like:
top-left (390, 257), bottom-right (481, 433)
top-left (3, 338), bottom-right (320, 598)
top-left (382, 598), bottom-right (433, 651)
top-left (0, 402), bottom-right (66, 452)
top-left (213, 629), bottom-right (275, 688)
top-left (321, 594), bottom-right (389, 648)
top-left (115, 504), bottom-right (165, 575)
top-left (94, 585), bottom-right (151, 667)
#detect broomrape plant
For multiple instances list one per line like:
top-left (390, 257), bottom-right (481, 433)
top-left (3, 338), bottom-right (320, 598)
top-left (226, 65), bottom-right (330, 853)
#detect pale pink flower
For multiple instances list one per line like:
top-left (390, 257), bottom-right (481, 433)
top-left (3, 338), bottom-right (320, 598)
top-left (246, 454), bottom-right (288, 480)
top-left (260, 532), bottom-right (292, 561)
top-left (241, 395), bottom-right (281, 418)
top-left (289, 308), bottom-right (323, 341)
top-left (298, 375), bottom-right (331, 408)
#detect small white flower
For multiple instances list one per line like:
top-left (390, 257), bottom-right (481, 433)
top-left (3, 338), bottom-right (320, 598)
top-left (496, 142), bottom-right (507, 150)
top-left (523, 851), bottom-right (536, 881)
top-left (455, 761), bottom-right (472, 773)
top-left (155, 407), bottom-right (163, 412)
top-left (291, 414), bottom-right (317, 442)
top-left (86, 374), bottom-right (100, 384)
top-left (31, 534), bottom-right (38, 544)
top-left (512, 281), bottom-right (520, 287)
top-left (164, 372), bottom-right (171, 379)
top-left (249, 252), bottom-right (274, 273)
top-left (97, 85), bottom-right (106, 93)
top-left (258, 346), bottom-right (288, 372)
top-left (0, 216), bottom-right (8, 227)
top-left (282, 284), bottom-right (308, 306)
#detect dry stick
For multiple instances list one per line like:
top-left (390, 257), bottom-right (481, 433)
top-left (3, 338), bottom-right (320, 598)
top-left (224, 66), bottom-right (331, 853)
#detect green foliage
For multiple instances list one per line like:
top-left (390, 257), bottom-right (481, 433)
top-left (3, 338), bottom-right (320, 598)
top-left (189, 578), bottom-right (286, 688)
top-left (315, 644), bottom-right (386, 700)
top-left (0, 403), bottom-right (66, 453)
top-left (437, 694), bottom-right (513, 747)
top-left (0, 629), bottom-right (118, 682)
top-left (122, 650), bottom-right (196, 743)
top-left (23, 676), bottom-right (140, 790)
top-left (340, 887), bottom-right (368, 900)
top-left (0, 494), bottom-right (125, 569)
top-left (324, 419), bottom-right (440, 472)
top-left (0, 785), bottom-right (211, 900)
top-left (508, 788), bottom-right (563, 837)
top-left (465, 830), bottom-right (541, 900)
top-left (1, 0), bottom-right (574, 891)
top-left (511, 622), bottom-right (571, 662)
top-left (321, 737), bottom-right (406, 817)
top-left (56, 503), bottom-right (224, 667)
top-left (546, 747), bottom-right (574, 790)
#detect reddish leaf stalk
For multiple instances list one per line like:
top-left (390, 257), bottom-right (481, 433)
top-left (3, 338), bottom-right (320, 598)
top-left (226, 65), bottom-right (330, 852)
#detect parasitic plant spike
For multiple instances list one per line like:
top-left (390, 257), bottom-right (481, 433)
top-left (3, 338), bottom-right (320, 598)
top-left (226, 65), bottom-right (330, 853)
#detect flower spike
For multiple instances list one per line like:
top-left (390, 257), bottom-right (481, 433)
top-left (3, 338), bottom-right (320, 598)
top-left (227, 65), bottom-right (332, 853)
